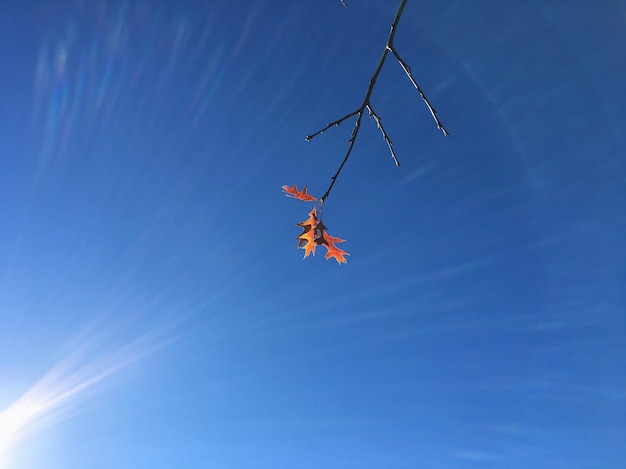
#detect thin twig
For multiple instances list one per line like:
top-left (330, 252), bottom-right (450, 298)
top-left (305, 110), bottom-right (359, 141)
top-left (367, 104), bottom-right (399, 166)
top-left (390, 48), bottom-right (449, 136)
top-left (320, 111), bottom-right (364, 202)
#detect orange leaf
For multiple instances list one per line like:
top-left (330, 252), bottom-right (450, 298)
top-left (320, 231), bottom-right (349, 264)
top-left (282, 184), bottom-right (316, 202)
top-left (296, 208), bottom-right (318, 258)
top-left (290, 205), bottom-right (348, 263)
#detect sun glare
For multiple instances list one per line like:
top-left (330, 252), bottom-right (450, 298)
top-left (0, 402), bottom-right (42, 454)
top-left (0, 319), bottom-right (179, 463)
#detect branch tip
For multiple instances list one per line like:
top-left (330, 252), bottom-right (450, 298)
top-left (391, 47), bottom-right (449, 136)
top-left (367, 104), bottom-right (400, 166)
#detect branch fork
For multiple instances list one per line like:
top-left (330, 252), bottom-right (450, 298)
top-left (307, 0), bottom-right (448, 203)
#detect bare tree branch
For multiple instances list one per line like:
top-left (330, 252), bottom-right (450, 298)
top-left (307, 0), bottom-right (447, 203)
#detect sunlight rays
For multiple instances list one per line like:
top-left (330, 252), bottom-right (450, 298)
top-left (0, 317), bottom-right (178, 461)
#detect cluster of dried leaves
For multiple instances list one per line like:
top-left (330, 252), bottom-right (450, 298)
top-left (283, 185), bottom-right (349, 264)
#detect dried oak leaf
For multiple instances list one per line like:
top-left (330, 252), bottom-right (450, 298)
top-left (318, 231), bottom-right (349, 264)
top-left (296, 208), bottom-right (318, 258)
top-left (282, 184), bottom-right (316, 202)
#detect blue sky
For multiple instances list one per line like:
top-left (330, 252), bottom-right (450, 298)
top-left (0, 1), bottom-right (624, 467)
